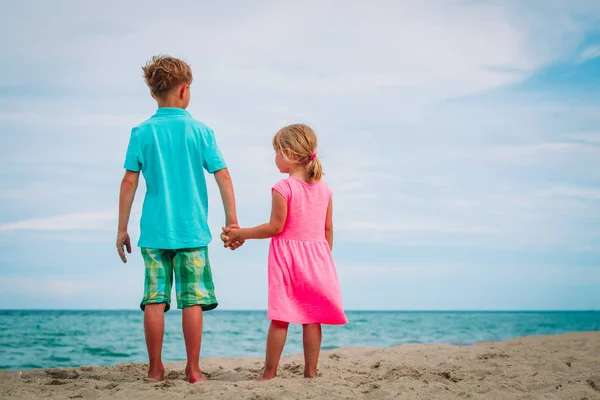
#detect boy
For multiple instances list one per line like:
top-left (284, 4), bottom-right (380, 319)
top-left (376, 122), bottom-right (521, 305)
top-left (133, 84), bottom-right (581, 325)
top-left (116, 55), bottom-right (241, 383)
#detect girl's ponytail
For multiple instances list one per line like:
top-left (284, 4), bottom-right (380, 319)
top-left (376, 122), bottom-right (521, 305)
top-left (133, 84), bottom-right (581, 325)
top-left (308, 155), bottom-right (323, 181)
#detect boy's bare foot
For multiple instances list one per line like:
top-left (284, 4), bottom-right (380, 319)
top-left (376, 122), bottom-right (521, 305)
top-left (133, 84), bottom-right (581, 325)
top-left (147, 364), bottom-right (165, 381)
top-left (185, 366), bottom-right (206, 384)
top-left (259, 372), bottom-right (276, 381)
top-left (304, 368), bottom-right (318, 378)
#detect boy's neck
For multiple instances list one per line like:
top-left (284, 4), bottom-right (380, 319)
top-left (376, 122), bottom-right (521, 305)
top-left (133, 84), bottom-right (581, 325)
top-left (156, 93), bottom-right (187, 109)
top-left (156, 100), bottom-right (187, 109)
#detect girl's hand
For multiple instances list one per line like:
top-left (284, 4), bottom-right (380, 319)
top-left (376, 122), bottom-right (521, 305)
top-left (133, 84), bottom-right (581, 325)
top-left (221, 224), bottom-right (244, 250)
top-left (221, 226), bottom-right (242, 249)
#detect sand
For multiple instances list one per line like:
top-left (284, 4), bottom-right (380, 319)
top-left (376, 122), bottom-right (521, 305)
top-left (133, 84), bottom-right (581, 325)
top-left (1, 332), bottom-right (599, 399)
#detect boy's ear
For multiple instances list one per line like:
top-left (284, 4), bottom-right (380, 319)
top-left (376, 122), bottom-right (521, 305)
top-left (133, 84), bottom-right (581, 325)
top-left (150, 91), bottom-right (156, 100)
top-left (179, 85), bottom-right (189, 99)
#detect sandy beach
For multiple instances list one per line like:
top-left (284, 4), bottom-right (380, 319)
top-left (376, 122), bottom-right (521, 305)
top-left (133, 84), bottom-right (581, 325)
top-left (1, 332), bottom-right (599, 399)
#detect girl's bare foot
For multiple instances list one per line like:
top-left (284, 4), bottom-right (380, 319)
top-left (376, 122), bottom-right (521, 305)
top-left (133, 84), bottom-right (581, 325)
top-left (185, 366), bottom-right (206, 384)
top-left (147, 363), bottom-right (165, 381)
top-left (259, 321), bottom-right (288, 382)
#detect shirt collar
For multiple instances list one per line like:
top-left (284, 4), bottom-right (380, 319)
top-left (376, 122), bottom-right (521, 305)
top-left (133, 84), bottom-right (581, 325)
top-left (154, 107), bottom-right (190, 116)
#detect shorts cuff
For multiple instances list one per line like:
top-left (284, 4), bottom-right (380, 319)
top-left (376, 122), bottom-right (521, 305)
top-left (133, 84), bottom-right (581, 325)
top-left (179, 301), bottom-right (218, 312)
top-left (140, 299), bottom-right (171, 312)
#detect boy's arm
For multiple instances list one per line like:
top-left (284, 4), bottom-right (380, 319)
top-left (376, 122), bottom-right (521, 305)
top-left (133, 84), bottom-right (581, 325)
top-left (222, 191), bottom-right (287, 244)
top-left (325, 198), bottom-right (333, 250)
top-left (214, 168), bottom-right (238, 228)
top-left (117, 170), bottom-right (140, 263)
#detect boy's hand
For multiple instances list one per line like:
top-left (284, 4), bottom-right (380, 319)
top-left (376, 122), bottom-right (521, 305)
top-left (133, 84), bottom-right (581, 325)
top-left (221, 226), bottom-right (243, 250)
top-left (116, 231), bottom-right (132, 263)
top-left (221, 224), bottom-right (244, 250)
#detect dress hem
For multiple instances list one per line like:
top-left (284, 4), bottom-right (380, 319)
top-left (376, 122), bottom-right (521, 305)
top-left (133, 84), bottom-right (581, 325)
top-left (267, 315), bottom-right (348, 325)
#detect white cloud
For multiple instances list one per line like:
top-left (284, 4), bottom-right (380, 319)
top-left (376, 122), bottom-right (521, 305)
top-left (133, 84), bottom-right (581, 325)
top-left (579, 45), bottom-right (600, 62)
top-left (461, 142), bottom-right (589, 165)
top-left (341, 263), bottom-right (600, 286)
top-left (0, 1), bottom-right (590, 100)
top-left (0, 277), bottom-right (92, 297)
top-left (563, 132), bottom-right (600, 143)
top-left (0, 212), bottom-right (115, 231)
top-left (0, 112), bottom-right (146, 128)
top-left (337, 220), bottom-right (501, 235)
top-left (540, 186), bottom-right (600, 201)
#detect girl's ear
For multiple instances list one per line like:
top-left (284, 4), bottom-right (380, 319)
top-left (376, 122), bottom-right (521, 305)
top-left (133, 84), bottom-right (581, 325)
top-left (284, 148), bottom-right (294, 161)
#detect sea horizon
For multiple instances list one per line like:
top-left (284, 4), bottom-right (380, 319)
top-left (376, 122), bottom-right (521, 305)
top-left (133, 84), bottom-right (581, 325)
top-left (2, 309), bottom-right (598, 312)
top-left (2, 309), bottom-right (599, 371)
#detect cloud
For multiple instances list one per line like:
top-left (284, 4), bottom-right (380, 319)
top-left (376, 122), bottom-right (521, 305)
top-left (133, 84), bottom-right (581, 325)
top-left (0, 277), bottom-right (92, 298)
top-left (0, 212), bottom-right (115, 231)
top-left (540, 186), bottom-right (600, 201)
top-left (0, 0), bottom-right (591, 100)
top-left (456, 142), bottom-right (598, 165)
top-left (579, 45), bottom-right (600, 62)
top-left (563, 131), bottom-right (600, 144)
top-left (337, 221), bottom-right (501, 235)
top-left (0, 112), bottom-right (146, 128)
top-left (341, 263), bottom-right (600, 286)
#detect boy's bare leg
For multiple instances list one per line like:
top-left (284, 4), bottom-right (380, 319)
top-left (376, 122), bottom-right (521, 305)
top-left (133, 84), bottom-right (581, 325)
top-left (302, 323), bottom-right (322, 378)
top-left (144, 303), bottom-right (167, 381)
top-left (260, 320), bottom-right (289, 380)
top-left (182, 305), bottom-right (206, 383)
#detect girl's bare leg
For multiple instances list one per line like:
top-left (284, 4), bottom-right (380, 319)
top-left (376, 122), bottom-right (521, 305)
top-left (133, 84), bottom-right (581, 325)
top-left (302, 323), bottom-right (322, 378)
top-left (260, 320), bottom-right (289, 380)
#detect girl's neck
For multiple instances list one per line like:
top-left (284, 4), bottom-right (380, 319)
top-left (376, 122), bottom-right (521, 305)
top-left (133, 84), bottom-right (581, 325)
top-left (288, 166), bottom-right (312, 184)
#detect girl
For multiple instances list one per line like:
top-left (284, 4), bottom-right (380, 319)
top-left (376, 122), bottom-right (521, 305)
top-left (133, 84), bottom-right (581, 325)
top-left (221, 123), bottom-right (348, 380)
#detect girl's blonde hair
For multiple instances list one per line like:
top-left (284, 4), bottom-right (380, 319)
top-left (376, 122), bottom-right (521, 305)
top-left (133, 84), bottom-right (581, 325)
top-left (273, 124), bottom-right (323, 181)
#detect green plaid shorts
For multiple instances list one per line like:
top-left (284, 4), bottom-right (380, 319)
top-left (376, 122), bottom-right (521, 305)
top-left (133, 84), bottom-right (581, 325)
top-left (140, 247), bottom-right (218, 312)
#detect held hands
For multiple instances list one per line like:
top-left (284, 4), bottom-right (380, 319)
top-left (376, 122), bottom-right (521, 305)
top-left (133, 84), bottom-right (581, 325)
top-left (117, 224), bottom-right (243, 259)
top-left (117, 224), bottom-right (242, 261)
top-left (221, 225), bottom-right (243, 250)
top-left (116, 231), bottom-right (132, 263)
top-left (221, 224), bottom-right (244, 251)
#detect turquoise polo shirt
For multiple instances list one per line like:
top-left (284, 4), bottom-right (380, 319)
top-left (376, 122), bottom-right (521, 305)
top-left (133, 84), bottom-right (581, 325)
top-left (123, 107), bottom-right (227, 249)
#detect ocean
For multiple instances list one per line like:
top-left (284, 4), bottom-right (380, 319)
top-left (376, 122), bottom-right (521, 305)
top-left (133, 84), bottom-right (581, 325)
top-left (1, 310), bottom-right (598, 371)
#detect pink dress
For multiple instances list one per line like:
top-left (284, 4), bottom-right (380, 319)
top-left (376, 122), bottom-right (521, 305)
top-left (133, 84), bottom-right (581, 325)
top-left (268, 177), bottom-right (348, 325)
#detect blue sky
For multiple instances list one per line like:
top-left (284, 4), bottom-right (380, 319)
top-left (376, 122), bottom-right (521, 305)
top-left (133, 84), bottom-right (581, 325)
top-left (0, 0), bottom-right (598, 310)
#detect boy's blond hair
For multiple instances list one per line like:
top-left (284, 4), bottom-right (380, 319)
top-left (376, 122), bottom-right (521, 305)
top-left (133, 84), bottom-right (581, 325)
top-left (273, 124), bottom-right (323, 181)
top-left (142, 55), bottom-right (193, 97)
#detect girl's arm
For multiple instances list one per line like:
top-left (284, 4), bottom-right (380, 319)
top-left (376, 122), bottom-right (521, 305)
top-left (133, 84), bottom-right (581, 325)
top-left (325, 198), bottom-right (333, 250)
top-left (223, 191), bottom-right (287, 245)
